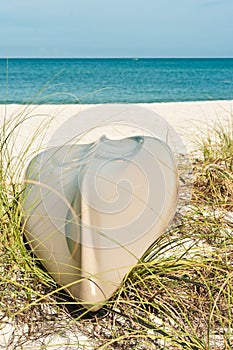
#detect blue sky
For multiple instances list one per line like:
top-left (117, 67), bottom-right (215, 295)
top-left (0, 0), bottom-right (233, 57)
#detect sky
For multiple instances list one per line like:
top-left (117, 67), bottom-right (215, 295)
top-left (0, 0), bottom-right (233, 58)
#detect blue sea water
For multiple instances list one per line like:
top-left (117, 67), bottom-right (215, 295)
top-left (0, 58), bottom-right (233, 104)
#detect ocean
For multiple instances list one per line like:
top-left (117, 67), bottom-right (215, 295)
top-left (0, 58), bottom-right (233, 104)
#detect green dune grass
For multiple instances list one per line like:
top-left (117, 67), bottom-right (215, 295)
top-left (0, 106), bottom-right (232, 349)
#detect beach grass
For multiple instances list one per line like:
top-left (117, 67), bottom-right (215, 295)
top-left (0, 106), bottom-right (232, 349)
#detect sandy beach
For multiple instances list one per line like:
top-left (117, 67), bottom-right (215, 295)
top-left (0, 100), bottom-right (232, 164)
top-left (0, 100), bottom-right (233, 349)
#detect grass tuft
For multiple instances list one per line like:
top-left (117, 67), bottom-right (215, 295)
top-left (0, 107), bottom-right (233, 349)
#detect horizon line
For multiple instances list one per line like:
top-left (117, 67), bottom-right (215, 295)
top-left (1, 56), bottom-right (233, 59)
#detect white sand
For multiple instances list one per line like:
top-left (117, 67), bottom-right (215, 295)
top-left (0, 100), bottom-right (232, 182)
top-left (1, 101), bottom-right (232, 159)
top-left (0, 100), bottom-right (232, 349)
